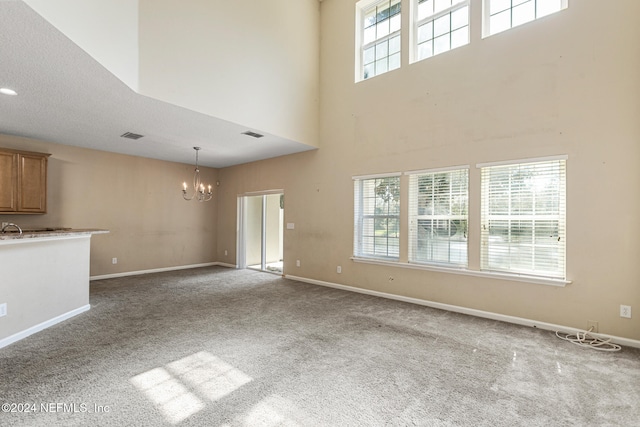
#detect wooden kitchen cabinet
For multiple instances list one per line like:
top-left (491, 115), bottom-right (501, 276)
top-left (0, 148), bottom-right (50, 214)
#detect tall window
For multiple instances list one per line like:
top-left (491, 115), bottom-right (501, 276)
top-left (413, 0), bottom-right (469, 63)
top-left (483, 0), bottom-right (568, 37)
top-left (408, 168), bottom-right (468, 266)
top-left (357, 0), bottom-right (401, 81)
top-left (353, 174), bottom-right (401, 259)
top-left (480, 157), bottom-right (566, 279)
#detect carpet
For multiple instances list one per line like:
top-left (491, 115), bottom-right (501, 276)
top-left (1, 266), bottom-right (639, 426)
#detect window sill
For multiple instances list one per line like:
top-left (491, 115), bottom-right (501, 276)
top-left (350, 257), bottom-right (571, 287)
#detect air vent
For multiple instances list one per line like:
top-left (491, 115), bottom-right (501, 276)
top-left (120, 132), bottom-right (144, 140)
top-left (242, 131), bottom-right (264, 138)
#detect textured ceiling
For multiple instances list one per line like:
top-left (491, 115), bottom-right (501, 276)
top-left (0, 1), bottom-right (315, 168)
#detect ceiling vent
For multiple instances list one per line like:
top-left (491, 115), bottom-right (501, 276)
top-left (242, 131), bottom-right (264, 139)
top-left (120, 132), bottom-right (144, 140)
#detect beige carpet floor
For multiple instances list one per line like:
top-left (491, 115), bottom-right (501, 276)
top-left (1, 266), bottom-right (639, 426)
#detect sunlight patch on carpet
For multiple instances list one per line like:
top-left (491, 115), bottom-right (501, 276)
top-left (131, 351), bottom-right (253, 424)
top-left (130, 367), bottom-right (204, 424)
top-left (167, 351), bottom-right (253, 401)
top-left (242, 395), bottom-right (306, 427)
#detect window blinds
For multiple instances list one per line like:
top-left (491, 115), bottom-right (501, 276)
top-left (480, 158), bottom-right (566, 279)
top-left (408, 167), bottom-right (468, 266)
top-left (353, 176), bottom-right (400, 259)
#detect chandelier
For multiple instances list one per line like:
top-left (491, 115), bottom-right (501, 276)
top-left (182, 147), bottom-right (213, 202)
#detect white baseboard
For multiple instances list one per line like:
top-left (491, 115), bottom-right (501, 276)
top-left (0, 304), bottom-right (91, 350)
top-left (90, 262), bottom-right (233, 281)
top-left (216, 262), bottom-right (237, 269)
top-left (284, 274), bottom-right (640, 350)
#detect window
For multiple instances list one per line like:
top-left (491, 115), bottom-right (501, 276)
top-left (484, 0), bottom-right (568, 37)
top-left (480, 157), bottom-right (566, 279)
top-left (357, 0), bottom-right (402, 81)
top-left (353, 174), bottom-right (401, 259)
top-left (413, 0), bottom-right (469, 63)
top-left (408, 168), bottom-right (468, 266)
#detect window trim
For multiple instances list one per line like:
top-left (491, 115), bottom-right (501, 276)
top-left (353, 172), bottom-right (402, 180)
top-left (356, 0), bottom-right (402, 82)
top-left (478, 155), bottom-right (567, 280)
top-left (351, 155), bottom-right (570, 287)
top-left (482, 0), bottom-right (569, 38)
top-left (351, 256), bottom-right (571, 287)
top-left (353, 173), bottom-right (402, 261)
top-left (406, 165), bottom-right (470, 268)
top-left (410, 0), bottom-right (470, 64)
top-left (476, 154), bottom-right (568, 169)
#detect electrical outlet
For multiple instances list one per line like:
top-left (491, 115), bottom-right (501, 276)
top-left (112, 257), bottom-right (118, 265)
top-left (620, 305), bottom-right (632, 318)
top-left (296, 260), bottom-right (300, 267)
top-left (224, 250), bottom-right (228, 256)
top-left (337, 266), bottom-right (342, 274)
top-left (587, 320), bottom-right (598, 333)
top-left (0, 303), bottom-right (7, 317)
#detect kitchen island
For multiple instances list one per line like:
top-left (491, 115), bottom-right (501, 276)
top-left (0, 229), bottom-right (108, 348)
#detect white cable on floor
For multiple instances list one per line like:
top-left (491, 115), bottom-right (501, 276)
top-left (555, 327), bottom-right (621, 352)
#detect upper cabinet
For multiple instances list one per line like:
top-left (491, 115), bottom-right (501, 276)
top-left (0, 148), bottom-right (50, 214)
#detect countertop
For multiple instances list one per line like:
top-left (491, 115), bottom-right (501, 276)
top-left (0, 228), bottom-right (109, 241)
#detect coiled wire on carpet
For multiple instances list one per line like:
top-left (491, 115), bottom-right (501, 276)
top-left (555, 327), bottom-right (621, 352)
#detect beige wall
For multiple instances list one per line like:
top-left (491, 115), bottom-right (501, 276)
top-left (216, 0), bottom-right (640, 340)
top-left (0, 134), bottom-right (217, 277)
top-left (138, 0), bottom-right (320, 147)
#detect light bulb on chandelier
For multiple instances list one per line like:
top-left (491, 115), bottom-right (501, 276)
top-left (182, 147), bottom-right (213, 202)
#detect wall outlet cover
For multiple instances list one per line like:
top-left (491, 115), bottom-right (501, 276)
top-left (0, 303), bottom-right (7, 317)
top-left (620, 305), bottom-right (632, 318)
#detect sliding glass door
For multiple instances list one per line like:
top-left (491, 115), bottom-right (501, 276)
top-left (239, 193), bottom-right (283, 274)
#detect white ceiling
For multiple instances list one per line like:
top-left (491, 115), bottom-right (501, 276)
top-left (0, 1), bottom-right (316, 168)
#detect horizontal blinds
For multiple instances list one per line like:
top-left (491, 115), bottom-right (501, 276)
top-left (480, 159), bottom-right (566, 279)
top-left (408, 168), bottom-right (468, 266)
top-left (354, 176), bottom-right (400, 259)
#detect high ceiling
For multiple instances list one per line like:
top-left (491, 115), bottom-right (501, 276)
top-left (0, 1), bottom-right (315, 168)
